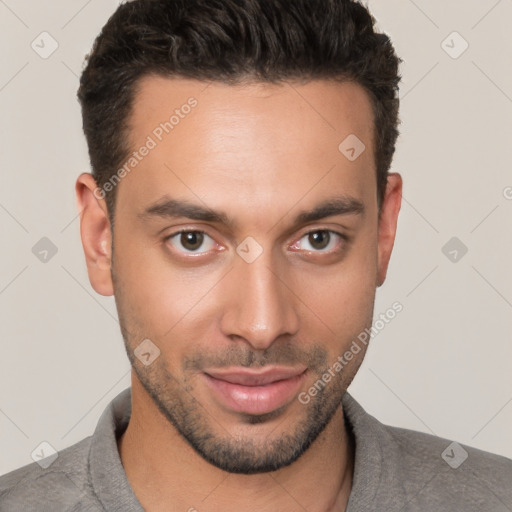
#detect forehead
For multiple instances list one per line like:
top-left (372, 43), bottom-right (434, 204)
top-left (118, 75), bottom-right (377, 225)
top-left (129, 75), bottom-right (374, 148)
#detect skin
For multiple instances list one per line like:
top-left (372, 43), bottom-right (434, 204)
top-left (76, 76), bottom-right (402, 512)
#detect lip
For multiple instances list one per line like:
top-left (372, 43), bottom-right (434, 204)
top-left (203, 366), bottom-right (307, 415)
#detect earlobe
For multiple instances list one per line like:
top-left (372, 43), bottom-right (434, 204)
top-left (376, 172), bottom-right (402, 287)
top-left (75, 173), bottom-right (114, 297)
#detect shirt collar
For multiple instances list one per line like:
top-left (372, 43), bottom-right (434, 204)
top-left (342, 392), bottom-right (408, 511)
top-left (89, 387), bottom-right (144, 512)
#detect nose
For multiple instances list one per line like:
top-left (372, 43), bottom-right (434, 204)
top-left (219, 250), bottom-right (300, 351)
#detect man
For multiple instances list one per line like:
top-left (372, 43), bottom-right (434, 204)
top-left (1, 0), bottom-right (511, 510)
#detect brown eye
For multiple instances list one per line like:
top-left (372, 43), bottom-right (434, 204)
top-left (308, 231), bottom-right (330, 250)
top-left (167, 231), bottom-right (216, 253)
top-left (181, 231), bottom-right (204, 251)
top-left (295, 230), bottom-right (344, 253)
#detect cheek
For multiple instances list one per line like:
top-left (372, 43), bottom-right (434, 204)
top-left (297, 258), bottom-right (376, 387)
top-left (113, 231), bottom-right (225, 340)
top-left (294, 229), bottom-right (378, 341)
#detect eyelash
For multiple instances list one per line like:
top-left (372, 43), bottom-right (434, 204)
top-left (164, 228), bottom-right (348, 257)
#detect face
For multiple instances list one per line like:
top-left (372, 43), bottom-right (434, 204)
top-left (78, 76), bottom-right (402, 474)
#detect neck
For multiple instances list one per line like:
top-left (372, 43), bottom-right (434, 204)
top-left (118, 374), bottom-right (354, 512)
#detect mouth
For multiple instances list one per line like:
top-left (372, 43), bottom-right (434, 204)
top-left (203, 366), bottom-right (307, 416)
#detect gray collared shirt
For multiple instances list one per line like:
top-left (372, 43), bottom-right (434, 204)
top-left (1, 387), bottom-right (511, 511)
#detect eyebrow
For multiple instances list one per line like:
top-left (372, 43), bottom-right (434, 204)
top-left (139, 194), bottom-right (365, 230)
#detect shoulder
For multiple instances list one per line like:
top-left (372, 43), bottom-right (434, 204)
top-left (343, 393), bottom-right (512, 511)
top-left (384, 423), bottom-right (512, 509)
top-left (0, 436), bottom-right (103, 512)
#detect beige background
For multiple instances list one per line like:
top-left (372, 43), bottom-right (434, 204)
top-left (1, 0), bottom-right (511, 475)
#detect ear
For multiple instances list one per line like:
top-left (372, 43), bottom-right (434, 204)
top-left (376, 172), bottom-right (402, 287)
top-left (75, 173), bottom-right (114, 296)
